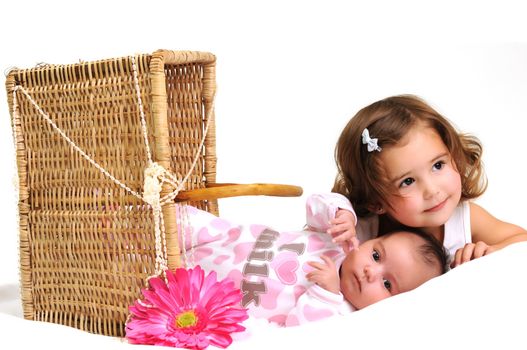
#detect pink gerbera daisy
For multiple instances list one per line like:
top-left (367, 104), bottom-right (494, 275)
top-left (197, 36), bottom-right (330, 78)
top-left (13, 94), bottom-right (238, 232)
top-left (126, 266), bottom-right (248, 349)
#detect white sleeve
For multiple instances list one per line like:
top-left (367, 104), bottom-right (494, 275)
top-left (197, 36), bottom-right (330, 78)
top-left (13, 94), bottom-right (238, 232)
top-left (285, 284), bottom-right (353, 326)
top-left (305, 193), bottom-right (357, 232)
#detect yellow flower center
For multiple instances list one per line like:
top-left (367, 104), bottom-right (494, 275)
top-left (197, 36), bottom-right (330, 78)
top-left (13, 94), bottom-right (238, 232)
top-left (175, 310), bottom-right (198, 328)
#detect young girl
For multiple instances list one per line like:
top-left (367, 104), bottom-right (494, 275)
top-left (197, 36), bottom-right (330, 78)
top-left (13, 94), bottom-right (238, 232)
top-left (330, 94), bottom-right (527, 267)
top-left (176, 193), bottom-right (447, 327)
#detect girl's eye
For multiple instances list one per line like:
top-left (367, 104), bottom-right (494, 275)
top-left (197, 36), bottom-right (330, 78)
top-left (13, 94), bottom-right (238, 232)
top-left (400, 177), bottom-right (414, 188)
top-left (433, 161), bottom-right (445, 171)
top-left (372, 249), bottom-right (380, 261)
top-left (383, 279), bottom-right (392, 291)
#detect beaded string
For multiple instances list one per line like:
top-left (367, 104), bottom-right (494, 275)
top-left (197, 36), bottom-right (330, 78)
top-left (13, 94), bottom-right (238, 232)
top-left (13, 85), bottom-right (143, 201)
top-left (11, 55), bottom-right (215, 275)
top-left (176, 203), bottom-right (196, 268)
top-left (131, 55), bottom-right (169, 275)
top-left (130, 55), bottom-right (214, 270)
top-left (176, 204), bottom-right (188, 267)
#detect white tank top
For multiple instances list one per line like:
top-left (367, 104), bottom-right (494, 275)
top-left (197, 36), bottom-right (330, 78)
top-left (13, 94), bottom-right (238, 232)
top-left (443, 201), bottom-right (472, 259)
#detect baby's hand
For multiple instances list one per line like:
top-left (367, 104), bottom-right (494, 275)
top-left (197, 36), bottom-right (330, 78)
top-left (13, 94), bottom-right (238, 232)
top-left (327, 209), bottom-right (359, 252)
top-left (450, 241), bottom-right (496, 268)
top-left (306, 255), bottom-right (340, 294)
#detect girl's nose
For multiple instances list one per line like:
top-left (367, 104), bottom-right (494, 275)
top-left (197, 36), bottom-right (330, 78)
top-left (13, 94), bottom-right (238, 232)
top-left (422, 176), bottom-right (440, 199)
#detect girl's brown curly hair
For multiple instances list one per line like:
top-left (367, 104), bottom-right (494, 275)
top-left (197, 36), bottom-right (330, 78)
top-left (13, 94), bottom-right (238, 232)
top-left (333, 95), bottom-right (487, 217)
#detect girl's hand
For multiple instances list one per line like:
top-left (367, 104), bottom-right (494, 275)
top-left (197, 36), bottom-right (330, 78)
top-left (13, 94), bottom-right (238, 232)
top-left (451, 241), bottom-right (496, 268)
top-left (327, 209), bottom-right (359, 252)
top-left (306, 255), bottom-right (340, 294)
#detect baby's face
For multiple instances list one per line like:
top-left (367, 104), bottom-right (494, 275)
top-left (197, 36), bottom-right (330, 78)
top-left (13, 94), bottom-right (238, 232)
top-left (339, 232), bottom-right (441, 310)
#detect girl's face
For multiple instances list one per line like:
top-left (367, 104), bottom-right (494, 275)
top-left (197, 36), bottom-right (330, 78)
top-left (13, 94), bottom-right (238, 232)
top-left (339, 232), bottom-right (440, 310)
top-left (378, 124), bottom-right (462, 231)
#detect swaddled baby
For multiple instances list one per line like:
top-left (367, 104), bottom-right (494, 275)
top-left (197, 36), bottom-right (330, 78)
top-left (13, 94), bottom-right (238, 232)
top-left (176, 193), bottom-right (448, 326)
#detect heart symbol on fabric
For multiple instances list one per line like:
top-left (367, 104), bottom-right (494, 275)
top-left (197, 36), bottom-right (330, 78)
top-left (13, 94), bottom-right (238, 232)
top-left (274, 260), bottom-right (299, 285)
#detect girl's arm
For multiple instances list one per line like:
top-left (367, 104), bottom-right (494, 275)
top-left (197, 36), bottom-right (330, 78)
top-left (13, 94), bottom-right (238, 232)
top-left (451, 203), bottom-right (527, 267)
top-left (470, 202), bottom-right (527, 250)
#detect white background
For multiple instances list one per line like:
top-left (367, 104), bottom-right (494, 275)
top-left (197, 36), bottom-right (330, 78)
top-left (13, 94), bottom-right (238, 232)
top-left (0, 0), bottom-right (526, 290)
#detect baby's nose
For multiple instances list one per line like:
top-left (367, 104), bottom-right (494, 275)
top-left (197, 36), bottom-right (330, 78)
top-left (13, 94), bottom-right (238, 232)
top-left (364, 264), bottom-right (382, 282)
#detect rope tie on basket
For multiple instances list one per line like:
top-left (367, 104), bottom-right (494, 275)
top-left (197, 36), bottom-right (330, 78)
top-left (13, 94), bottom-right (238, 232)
top-left (11, 56), bottom-right (214, 276)
top-left (131, 55), bottom-right (208, 270)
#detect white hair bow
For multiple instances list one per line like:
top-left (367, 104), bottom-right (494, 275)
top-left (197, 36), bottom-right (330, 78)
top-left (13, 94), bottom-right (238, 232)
top-left (362, 128), bottom-right (382, 152)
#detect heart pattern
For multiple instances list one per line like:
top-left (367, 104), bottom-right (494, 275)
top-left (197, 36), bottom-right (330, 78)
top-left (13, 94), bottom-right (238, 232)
top-left (184, 201), bottom-right (352, 327)
top-left (274, 259), bottom-right (299, 285)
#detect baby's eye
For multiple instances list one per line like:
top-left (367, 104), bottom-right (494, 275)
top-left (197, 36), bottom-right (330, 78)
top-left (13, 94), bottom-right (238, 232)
top-left (383, 278), bottom-right (392, 291)
top-left (400, 177), bottom-right (414, 188)
top-left (372, 249), bottom-right (380, 261)
top-left (433, 161), bottom-right (445, 171)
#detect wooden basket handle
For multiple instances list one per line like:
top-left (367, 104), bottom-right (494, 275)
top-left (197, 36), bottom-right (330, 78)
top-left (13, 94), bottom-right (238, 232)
top-left (174, 183), bottom-right (303, 202)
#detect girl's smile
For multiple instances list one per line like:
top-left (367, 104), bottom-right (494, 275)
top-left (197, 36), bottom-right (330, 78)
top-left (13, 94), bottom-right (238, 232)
top-left (424, 198), bottom-right (448, 213)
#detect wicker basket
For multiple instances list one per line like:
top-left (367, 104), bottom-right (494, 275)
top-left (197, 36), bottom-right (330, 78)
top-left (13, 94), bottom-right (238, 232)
top-left (5, 50), bottom-right (301, 336)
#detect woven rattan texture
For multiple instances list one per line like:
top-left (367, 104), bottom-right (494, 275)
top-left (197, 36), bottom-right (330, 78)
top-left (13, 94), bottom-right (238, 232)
top-left (6, 50), bottom-right (217, 336)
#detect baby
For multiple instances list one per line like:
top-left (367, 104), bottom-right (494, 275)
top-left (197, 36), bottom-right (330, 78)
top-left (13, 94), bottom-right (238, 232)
top-left (176, 194), bottom-right (448, 326)
top-left (303, 228), bottom-right (446, 314)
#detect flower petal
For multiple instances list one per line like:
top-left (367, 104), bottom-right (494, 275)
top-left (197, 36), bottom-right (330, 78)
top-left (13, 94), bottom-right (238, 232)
top-left (126, 266), bottom-right (248, 349)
